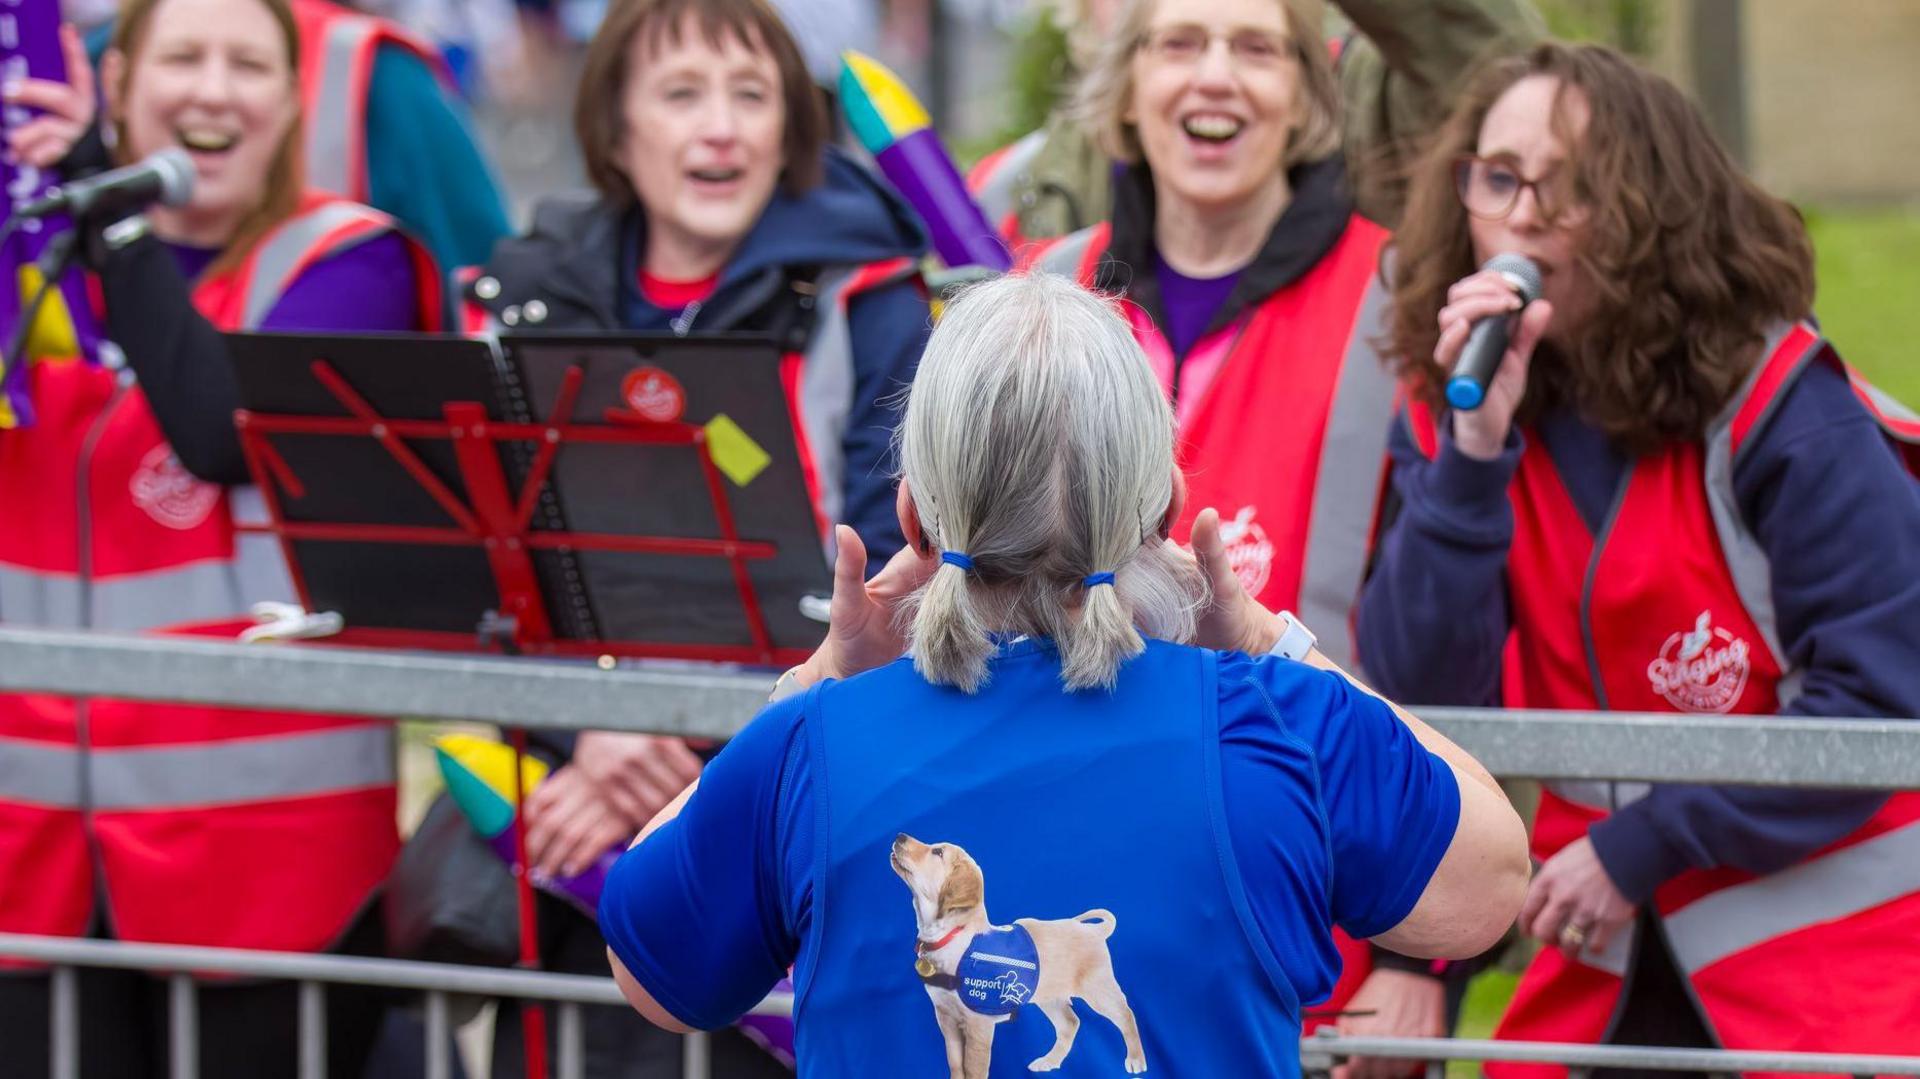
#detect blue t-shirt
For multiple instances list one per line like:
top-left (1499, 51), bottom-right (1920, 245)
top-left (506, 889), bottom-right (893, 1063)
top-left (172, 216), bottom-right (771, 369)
top-left (600, 642), bottom-right (1459, 1045)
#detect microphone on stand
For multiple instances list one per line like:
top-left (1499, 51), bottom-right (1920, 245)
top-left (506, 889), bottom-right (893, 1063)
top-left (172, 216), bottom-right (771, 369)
top-left (4, 150), bottom-right (194, 379)
top-left (1445, 253), bottom-right (1544, 412)
top-left (12, 147), bottom-right (195, 222)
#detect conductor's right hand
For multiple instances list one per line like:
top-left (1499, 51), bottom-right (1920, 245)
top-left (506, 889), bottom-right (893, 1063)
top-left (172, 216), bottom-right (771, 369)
top-left (1435, 268), bottom-right (1553, 461)
top-left (1185, 507), bottom-right (1283, 656)
top-left (2, 25), bottom-right (97, 169)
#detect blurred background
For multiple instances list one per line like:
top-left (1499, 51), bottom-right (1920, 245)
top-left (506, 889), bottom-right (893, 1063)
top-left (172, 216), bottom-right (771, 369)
top-left (61, 0), bottom-right (1907, 395)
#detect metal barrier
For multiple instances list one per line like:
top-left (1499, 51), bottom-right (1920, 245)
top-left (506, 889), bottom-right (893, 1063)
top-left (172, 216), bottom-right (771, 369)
top-left (4, 626), bottom-right (1918, 786)
top-left (9, 933), bottom-right (1920, 1079)
top-left (0, 932), bottom-right (793, 1079)
top-left (3, 626), bottom-right (1918, 1077)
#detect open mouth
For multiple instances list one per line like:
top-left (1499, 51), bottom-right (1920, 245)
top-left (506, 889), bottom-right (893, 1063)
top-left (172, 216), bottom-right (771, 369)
top-left (1181, 113), bottom-right (1245, 144)
top-left (177, 127), bottom-right (239, 154)
top-left (688, 167), bottom-right (745, 184)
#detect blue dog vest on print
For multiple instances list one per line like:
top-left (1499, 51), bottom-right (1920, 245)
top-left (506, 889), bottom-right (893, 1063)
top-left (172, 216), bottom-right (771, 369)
top-left (954, 925), bottom-right (1040, 1016)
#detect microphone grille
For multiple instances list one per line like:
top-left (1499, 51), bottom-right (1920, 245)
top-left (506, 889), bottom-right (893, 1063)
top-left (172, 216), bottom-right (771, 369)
top-left (1484, 253), bottom-right (1543, 303)
top-left (150, 147), bottom-right (197, 208)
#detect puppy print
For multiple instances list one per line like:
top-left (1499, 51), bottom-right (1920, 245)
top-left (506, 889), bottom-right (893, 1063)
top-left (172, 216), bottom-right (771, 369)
top-left (891, 834), bottom-right (1147, 1077)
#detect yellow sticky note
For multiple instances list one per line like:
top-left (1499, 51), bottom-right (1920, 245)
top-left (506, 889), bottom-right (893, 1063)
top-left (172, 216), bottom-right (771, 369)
top-left (705, 413), bottom-right (771, 487)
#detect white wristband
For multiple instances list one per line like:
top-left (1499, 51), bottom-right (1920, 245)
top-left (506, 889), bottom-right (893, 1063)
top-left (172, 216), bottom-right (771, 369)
top-left (1268, 610), bottom-right (1317, 662)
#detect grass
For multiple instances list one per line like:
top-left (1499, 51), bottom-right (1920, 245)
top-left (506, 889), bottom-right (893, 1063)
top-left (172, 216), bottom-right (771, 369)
top-left (1807, 205), bottom-right (1920, 408)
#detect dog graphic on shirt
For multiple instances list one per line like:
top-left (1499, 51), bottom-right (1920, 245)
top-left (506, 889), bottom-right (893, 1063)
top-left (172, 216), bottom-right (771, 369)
top-left (891, 834), bottom-right (1147, 1077)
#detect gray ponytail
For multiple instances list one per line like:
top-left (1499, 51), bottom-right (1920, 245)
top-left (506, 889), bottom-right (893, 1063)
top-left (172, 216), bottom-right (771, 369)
top-left (898, 272), bottom-right (1205, 693)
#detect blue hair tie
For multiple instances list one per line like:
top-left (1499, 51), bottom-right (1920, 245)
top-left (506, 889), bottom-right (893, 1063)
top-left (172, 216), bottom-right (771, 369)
top-left (941, 551), bottom-right (975, 572)
top-left (1083, 571), bottom-right (1116, 589)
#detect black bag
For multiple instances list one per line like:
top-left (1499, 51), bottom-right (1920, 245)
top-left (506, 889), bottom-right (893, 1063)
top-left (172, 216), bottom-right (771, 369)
top-left (383, 792), bottom-right (519, 967)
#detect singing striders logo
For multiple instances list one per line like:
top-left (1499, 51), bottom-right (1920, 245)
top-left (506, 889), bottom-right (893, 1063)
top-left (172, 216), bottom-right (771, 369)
top-left (129, 445), bottom-right (222, 530)
top-left (1646, 609), bottom-right (1752, 714)
top-left (620, 366), bottom-right (685, 423)
top-left (1218, 505), bottom-right (1275, 599)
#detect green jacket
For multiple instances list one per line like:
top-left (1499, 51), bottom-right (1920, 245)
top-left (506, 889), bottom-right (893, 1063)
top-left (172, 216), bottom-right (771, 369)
top-left (979, 0), bottom-right (1545, 239)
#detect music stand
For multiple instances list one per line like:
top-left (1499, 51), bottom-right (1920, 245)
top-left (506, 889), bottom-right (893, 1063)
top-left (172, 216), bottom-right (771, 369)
top-left (227, 329), bottom-right (837, 1078)
top-left (226, 330), bottom-right (833, 667)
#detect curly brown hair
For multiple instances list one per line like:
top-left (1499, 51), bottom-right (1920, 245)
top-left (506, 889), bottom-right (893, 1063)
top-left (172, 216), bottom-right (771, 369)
top-left (1385, 42), bottom-right (1814, 453)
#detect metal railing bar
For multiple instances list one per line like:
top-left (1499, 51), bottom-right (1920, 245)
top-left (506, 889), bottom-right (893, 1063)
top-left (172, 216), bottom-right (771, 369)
top-left (558, 1002), bottom-right (585, 1079)
top-left (50, 964), bottom-right (78, 1079)
top-left (3, 627), bottom-right (1916, 786)
top-left (1300, 1034), bottom-right (1920, 1076)
top-left (682, 1030), bottom-right (710, 1079)
top-left (169, 974), bottom-right (197, 1079)
top-left (424, 991), bottom-right (450, 1079)
top-left (0, 627), bottom-right (765, 739)
top-left (298, 980), bottom-right (326, 1079)
top-left (0, 934), bottom-right (625, 1005)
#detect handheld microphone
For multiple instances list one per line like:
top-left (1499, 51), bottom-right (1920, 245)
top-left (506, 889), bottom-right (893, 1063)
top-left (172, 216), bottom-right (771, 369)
top-left (1444, 253), bottom-right (1544, 412)
top-left (12, 147), bottom-right (195, 222)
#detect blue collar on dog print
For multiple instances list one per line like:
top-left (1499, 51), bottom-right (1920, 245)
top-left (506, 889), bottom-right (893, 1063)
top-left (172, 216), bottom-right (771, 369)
top-left (920, 925), bottom-right (1041, 1017)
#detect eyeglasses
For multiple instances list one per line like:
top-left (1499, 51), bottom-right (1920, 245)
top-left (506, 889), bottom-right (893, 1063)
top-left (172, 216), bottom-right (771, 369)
top-left (1453, 154), bottom-right (1591, 225)
top-left (1136, 25), bottom-right (1295, 71)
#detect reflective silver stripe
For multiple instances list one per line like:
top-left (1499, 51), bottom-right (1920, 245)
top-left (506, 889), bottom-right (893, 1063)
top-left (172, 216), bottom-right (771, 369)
top-left (1851, 372), bottom-right (1920, 434)
top-left (0, 736), bottom-right (84, 809)
top-left (798, 267), bottom-right (859, 545)
top-left (1663, 819), bottom-right (1920, 975)
top-left (1702, 321), bottom-right (1819, 686)
top-left (1295, 275), bottom-right (1398, 671)
top-left (971, 130), bottom-right (1047, 223)
top-left (1572, 917), bottom-right (1634, 978)
top-left (1545, 779), bottom-right (1649, 812)
top-left (0, 561), bottom-right (243, 633)
top-left (305, 15), bottom-right (380, 197)
top-left (89, 726), bottom-right (393, 810)
top-left (1033, 227), bottom-right (1100, 278)
top-left (228, 486), bottom-right (298, 605)
top-left (242, 202), bottom-right (393, 329)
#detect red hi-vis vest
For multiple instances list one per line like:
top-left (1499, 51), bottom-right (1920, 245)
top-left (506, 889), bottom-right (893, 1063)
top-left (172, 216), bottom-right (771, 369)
top-left (0, 195), bottom-right (439, 952)
top-left (290, 0), bottom-right (444, 202)
top-left (1404, 322), bottom-right (1920, 1074)
top-left (1023, 217), bottom-right (1399, 671)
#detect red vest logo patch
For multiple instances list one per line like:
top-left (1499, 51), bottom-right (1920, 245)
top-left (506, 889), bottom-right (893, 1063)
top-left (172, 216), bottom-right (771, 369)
top-left (621, 366), bottom-right (685, 423)
top-left (1219, 506), bottom-right (1275, 599)
top-left (1646, 609), bottom-right (1752, 714)
top-left (129, 446), bottom-right (222, 531)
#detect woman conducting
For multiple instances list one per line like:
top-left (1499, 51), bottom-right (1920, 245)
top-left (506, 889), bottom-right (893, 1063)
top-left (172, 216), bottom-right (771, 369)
top-left (1358, 41), bottom-right (1920, 1070)
top-left (461, 0), bottom-right (932, 1073)
top-left (0, 0), bottom-right (440, 1074)
top-left (596, 272), bottom-right (1531, 1076)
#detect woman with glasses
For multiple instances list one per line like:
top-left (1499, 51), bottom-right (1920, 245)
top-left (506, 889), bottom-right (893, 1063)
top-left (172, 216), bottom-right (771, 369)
top-left (1022, 0), bottom-right (1538, 1063)
top-left (1359, 42), bottom-right (1920, 1069)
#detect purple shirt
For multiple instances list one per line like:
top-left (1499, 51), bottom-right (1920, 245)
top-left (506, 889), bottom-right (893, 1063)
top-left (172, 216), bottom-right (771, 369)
top-left (168, 231), bottom-right (422, 331)
top-left (1153, 253), bottom-right (1241, 358)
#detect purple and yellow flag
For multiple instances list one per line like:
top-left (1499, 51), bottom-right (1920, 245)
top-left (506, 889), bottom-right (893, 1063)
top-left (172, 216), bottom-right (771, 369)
top-left (2, 0), bottom-right (105, 428)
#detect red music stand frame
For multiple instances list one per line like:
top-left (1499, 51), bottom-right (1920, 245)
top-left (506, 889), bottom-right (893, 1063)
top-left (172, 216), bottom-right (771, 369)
top-left (233, 358), bottom-right (812, 668)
